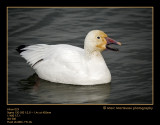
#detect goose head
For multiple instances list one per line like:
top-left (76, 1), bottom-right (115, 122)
top-left (84, 30), bottom-right (121, 52)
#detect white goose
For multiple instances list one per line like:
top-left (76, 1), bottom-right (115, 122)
top-left (17, 30), bottom-right (121, 85)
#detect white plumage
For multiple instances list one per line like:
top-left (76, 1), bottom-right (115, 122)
top-left (18, 30), bottom-right (121, 85)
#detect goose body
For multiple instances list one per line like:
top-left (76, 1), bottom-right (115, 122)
top-left (17, 30), bottom-right (121, 85)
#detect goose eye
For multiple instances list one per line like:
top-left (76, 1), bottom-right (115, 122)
top-left (97, 36), bottom-right (100, 39)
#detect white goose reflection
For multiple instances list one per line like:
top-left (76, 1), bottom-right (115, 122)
top-left (18, 74), bottom-right (111, 104)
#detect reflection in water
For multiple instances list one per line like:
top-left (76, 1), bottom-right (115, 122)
top-left (18, 74), bottom-right (111, 104)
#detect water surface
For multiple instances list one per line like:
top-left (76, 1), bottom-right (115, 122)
top-left (8, 8), bottom-right (152, 104)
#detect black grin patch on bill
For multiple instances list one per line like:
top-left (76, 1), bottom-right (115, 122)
top-left (106, 45), bottom-right (119, 51)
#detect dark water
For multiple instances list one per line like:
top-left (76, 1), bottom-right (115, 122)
top-left (8, 8), bottom-right (152, 104)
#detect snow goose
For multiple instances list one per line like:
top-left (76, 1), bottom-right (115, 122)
top-left (16, 30), bottom-right (121, 85)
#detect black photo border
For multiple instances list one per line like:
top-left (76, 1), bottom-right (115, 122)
top-left (1, 0), bottom-right (160, 123)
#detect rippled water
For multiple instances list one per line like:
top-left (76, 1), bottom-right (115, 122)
top-left (8, 8), bottom-right (152, 104)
